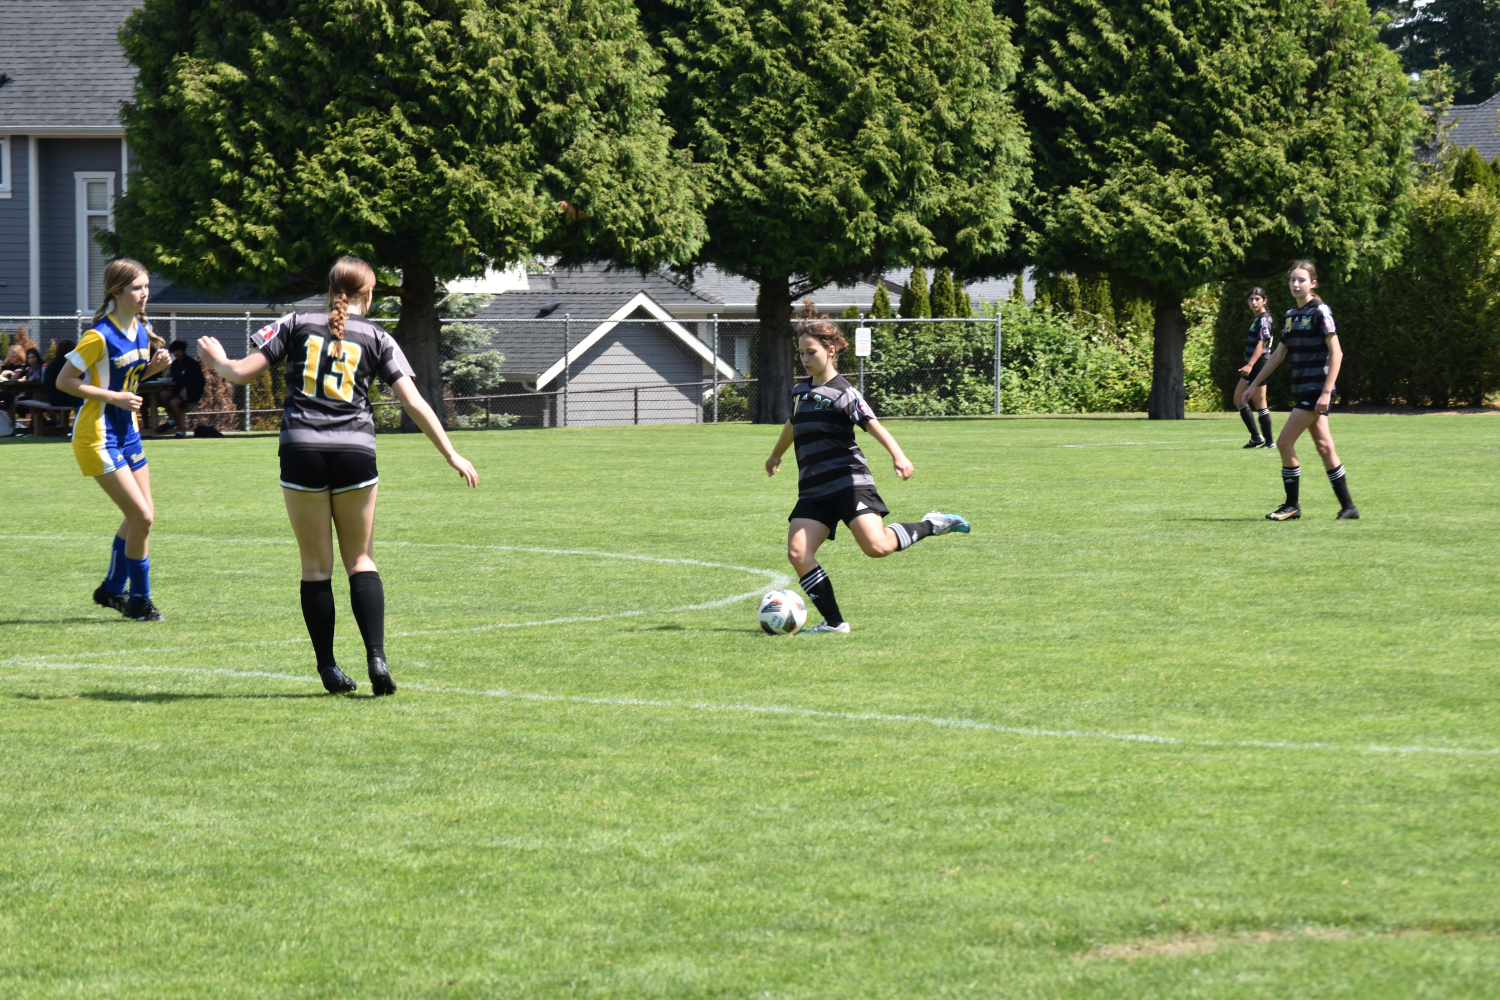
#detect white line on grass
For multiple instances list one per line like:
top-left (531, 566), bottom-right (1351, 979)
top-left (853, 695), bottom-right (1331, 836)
top-left (4, 656), bottom-right (1497, 759)
top-left (1060, 439), bottom-right (1243, 448)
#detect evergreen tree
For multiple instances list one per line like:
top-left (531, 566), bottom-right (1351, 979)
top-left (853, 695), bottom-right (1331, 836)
top-left (1378, 0), bottom-right (1500, 104)
top-left (1009, 273), bottom-right (1027, 305)
top-left (642, 0), bottom-right (1030, 421)
top-left (871, 282), bottom-right (894, 319)
top-left (900, 267), bottom-right (932, 319)
top-left (930, 267), bottom-right (956, 318)
top-left (1076, 272), bottom-right (1114, 326)
top-left (957, 284), bottom-right (972, 318)
top-left (842, 305), bottom-right (861, 319)
top-left (1453, 146), bottom-right (1500, 197)
top-left (115, 0), bottom-right (704, 424)
top-left (1009, 0), bottom-right (1419, 418)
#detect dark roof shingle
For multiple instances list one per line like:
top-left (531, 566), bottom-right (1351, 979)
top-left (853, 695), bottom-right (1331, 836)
top-left (1442, 92), bottom-right (1500, 162)
top-left (0, 1), bottom-right (142, 134)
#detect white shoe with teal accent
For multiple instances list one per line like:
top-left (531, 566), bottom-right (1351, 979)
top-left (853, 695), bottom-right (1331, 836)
top-left (802, 621), bottom-right (851, 634)
top-left (922, 511), bottom-right (970, 534)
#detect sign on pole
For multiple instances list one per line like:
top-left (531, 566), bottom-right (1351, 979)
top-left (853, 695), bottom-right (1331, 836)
top-left (855, 326), bottom-right (872, 357)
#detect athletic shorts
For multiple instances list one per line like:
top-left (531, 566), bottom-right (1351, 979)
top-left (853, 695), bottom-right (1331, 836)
top-left (789, 486), bottom-right (889, 540)
top-left (279, 447), bottom-right (379, 494)
top-left (75, 424), bottom-right (146, 477)
top-left (1292, 393), bottom-right (1334, 412)
top-left (1241, 357), bottom-right (1267, 384)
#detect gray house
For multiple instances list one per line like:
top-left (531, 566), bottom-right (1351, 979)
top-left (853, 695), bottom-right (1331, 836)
top-left (1441, 92), bottom-right (1500, 161)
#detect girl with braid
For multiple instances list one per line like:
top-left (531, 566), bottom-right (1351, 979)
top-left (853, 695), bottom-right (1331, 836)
top-left (1242, 260), bottom-right (1359, 520)
top-left (198, 257), bottom-right (478, 694)
top-left (765, 321), bottom-right (970, 633)
top-left (57, 258), bottom-right (172, 621)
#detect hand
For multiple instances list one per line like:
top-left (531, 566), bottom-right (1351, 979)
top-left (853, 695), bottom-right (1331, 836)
top-left (766, 453), bottom-right (782, 477)
top-left (448, 452), bottom-right (478, 488)
top-left (892, 454), bottom-right (914, 480)
top-left (113, 391), bottom-right (143, 412)
top-left (1238, 364), bottom-right (1252, 376)
top-left (146, 348), bottom-right (171, 376)
top-left (197, 336), bottom-right (228, 367)
top-left (1315, 391), bottom-right (1331, 415)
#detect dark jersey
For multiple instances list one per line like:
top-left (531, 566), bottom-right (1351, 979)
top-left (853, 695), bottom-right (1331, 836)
top-left (252, 312), bottom-right (414, 454)
top-left (1282, 300), bottom-right (1337, 398)
top-left (169, 354), bottom-right (205, 400)
top-left (790, 374), bottom-right (878, 499)
top-left (1245, 313), bottom-right (1273, 363)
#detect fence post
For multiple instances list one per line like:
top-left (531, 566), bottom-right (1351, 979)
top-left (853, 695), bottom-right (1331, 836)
top-left (243, 311), bottom-right (252, 431)
top-left (633, 386), bottom-right (639, 425)
top-left (75, 311), bottom-right (83, 340)
top-left (993, 306), bottom-right (1003, 416)
top-left (562, 314), bottom-right (570, 428)
top-left (711, 313), bottom-right (719, 424)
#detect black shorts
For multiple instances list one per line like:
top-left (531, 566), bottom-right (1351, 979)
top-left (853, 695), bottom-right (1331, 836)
top-left (279, 447), bottom-right (379, 494)
top-left (789, 486), bottom-right (889, 539)
top-left (1292, 392), bottom-right (1334, 412)
top-left (1241, 357), bottom-right (1267, 384)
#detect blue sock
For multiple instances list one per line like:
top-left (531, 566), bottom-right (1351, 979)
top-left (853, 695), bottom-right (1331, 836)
top-left (104, 536), bottom-right (128, 595)
top-left (125, 556), bottom-right (150, 601)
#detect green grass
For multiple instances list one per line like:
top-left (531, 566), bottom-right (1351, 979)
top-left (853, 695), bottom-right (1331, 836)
top-left (2, 414), bottom-right (1498, 998)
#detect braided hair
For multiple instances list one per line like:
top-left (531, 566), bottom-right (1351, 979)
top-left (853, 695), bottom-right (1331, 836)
top-left (326, 256), bottom-right (377, 357)
top-left (94, 258), bottom-right (162, 350)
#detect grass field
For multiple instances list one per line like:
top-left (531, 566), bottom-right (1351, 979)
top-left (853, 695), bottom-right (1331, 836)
top-left (2, 413), bottom-right (1498, 998)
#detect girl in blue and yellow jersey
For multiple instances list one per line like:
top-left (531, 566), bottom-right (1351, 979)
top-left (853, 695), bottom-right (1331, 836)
top-left (57, 258), bottom-right (172, 621)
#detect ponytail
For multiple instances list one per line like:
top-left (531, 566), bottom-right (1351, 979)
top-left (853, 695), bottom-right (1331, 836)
top-left (326, 256), bottom-right (376, 357)
top-left (94, 258), bottom-right (150, 325)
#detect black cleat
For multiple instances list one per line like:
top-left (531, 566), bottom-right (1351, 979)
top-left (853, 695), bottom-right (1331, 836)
top-left (1336, 506), bottom-right (1361, 520)
top-left (1259, 440), bottom-right (1277, 449)
top-left (1266, 504), bottom-right (1301, 521)
top-left (93, 585), bottom-right (127, 615)
top-left (318, 664), bottom-right (358, 694)
top-left (368, 656), bottom-right (396, 697)
top-left (122, 597), bottom-right (165, 621)
top-left (1243, 438), bottom-right (1265, 449)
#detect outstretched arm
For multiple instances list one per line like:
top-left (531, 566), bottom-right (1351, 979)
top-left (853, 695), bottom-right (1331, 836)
top-left (196, 336), bottom-right (270, 385)
top-left (391, 376), bottom-right (478, 487)
top-left (766, 420), bottom-right (795, 477)
top-left (864, 418), bottom-right (914, 479)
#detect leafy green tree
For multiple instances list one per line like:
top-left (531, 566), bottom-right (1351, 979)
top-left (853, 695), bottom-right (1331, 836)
top-left (116, 0), bottom-right (704, 425)
top-left (1008, 0), bottom-right (1420, 418)
top-left (1378, 0), bottom-right (1500, 104)
top-left (1453, 146), bottom-right (1500, 197)
top-left (900, 266), bottom-right (932, 319)
top-left (642, 0), bottom-right (1030, 421)
top-left (871, 282), bottom-right (894, 319)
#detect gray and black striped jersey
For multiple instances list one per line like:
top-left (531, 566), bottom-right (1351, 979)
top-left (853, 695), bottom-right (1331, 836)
top-left (1282, 301), bottom-right (1337, 398)
top-left (791, 375), bottom-right (877, 498)
top-left (1245, 312), bottom-right (1274, 362)
top-left (252, 312), bottom-right (415, 454)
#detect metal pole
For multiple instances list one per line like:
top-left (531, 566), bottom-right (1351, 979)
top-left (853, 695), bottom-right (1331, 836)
top-left (711, 313), bottom-right (719, 424)
top-left (562, 314), bottom-right (570, 428)
top-left (634, 386), bottom-right (639, 425)
top-left (858, 311), bottom-right (865, 396)
top-left (994, 306), bottom-right (1003, 415)
top-left (244, 311), bottom-right (252, 431)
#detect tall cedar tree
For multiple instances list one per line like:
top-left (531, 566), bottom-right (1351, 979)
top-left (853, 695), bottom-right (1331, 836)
top-left (1009, 0), bottom-right (1419, 418)
top-left (900, 266), bottom-right (931, 319)
top-left (1379, 1), bottom-right (1500, 104)
top-left (115, 0), bottom-right (705, 425)
top-left (640, 0), bottom-right (1029, 421)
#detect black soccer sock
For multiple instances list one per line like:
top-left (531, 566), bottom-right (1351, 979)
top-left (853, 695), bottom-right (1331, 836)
top-left (299, 579), bottom-right (337, 667)
top-left (348, 571), bottom-right (386, 661)
top-left (1257, 408), bottom-right (1273, 443)
top-left (799, 565), bottom-right (844, 627)
top-left (1238, 403), bottom-right (1260, 440)
top-left (1281, 466), bottom-right (1301, 507)
top-left (889, 520), bottom-right (935, 551)
top-left (1327, 465), bottom-right (1354, 509)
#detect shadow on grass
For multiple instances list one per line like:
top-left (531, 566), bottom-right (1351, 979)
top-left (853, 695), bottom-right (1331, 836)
top-left (0, 617), bottom-right (114, 625)
top-left (8, 690), bottom-right (330, 703)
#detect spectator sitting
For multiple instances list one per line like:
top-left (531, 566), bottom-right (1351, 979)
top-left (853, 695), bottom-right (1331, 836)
top-left (42, 339), bottom-right (79, 433)
top-left (1, 345), bottom-right (27, 434)
top-left (163, 339), bottom-right (206, 438)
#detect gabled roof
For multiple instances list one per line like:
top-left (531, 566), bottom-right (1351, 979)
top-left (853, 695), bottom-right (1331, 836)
top-left (1442, 92), bottom-right (1500, 162)
top-left (0, 1), bottom-right (142, 135)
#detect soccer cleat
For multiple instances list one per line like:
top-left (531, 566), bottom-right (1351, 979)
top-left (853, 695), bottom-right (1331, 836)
top-left (1259, 440), bottom-right (1277, 450)
top-left (922, 511), bottom-right (971, 535)
top-left (93, 585), bottom-right (127, 615)
top-left (1243, 438), bottom-right (1265, 449)
top-left (1266, 504), bottom-right (1301, 521)
top-left (1336, 506), bottom-right (1361, 520)
top-left (368, 656), bottom-right (396, 697)
top-left (318, 664), bottom-right (358, 694)
top-left (802, 621), bottom-right (851, 634)
top-left (122, 596), bottom-right (165, 621)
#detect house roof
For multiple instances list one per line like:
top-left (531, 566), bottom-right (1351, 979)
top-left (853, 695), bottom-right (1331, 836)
top-left (151, 282), bottom-right (323, 314)
top-left (0, 1), bottom-right (142, 135)
top-left (1442, 92), bottom-right (1500, 161)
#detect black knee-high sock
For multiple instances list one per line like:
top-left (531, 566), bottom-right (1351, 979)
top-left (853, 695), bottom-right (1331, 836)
top-left (1282, 466), bottom-right (1301, 507)
top-left (300, 579), bottom-right (337, 667)
top-left (1326, 465), bottom-right (1354, 509)
top-left (799, 565), bottom-right (844, 626)
top-left (889, 520), bottom-right (935, 551)
top-left (348, 571), bottom-right (385, 661)
top-left (1238, 403), bottom-right (1260, 440)
top-left (1257, 408), bottom-right (1273, 443)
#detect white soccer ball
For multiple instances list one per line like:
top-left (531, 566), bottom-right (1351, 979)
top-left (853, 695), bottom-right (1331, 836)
top-left (757, 589), bottom-right (807, 635)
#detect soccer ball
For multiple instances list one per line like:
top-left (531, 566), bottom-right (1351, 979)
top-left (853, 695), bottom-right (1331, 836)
top-left (757, 589), bottom-right (807, 635)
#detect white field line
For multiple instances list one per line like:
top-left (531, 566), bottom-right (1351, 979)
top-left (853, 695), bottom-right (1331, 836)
top-left (1061, 439), bottom-right (1243, 448)
top-left (4, 656), bottom-right (1498, 759)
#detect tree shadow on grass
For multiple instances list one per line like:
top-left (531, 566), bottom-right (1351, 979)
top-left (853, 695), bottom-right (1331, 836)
top-left (9, 690), bottom-right (329, 703)
top-left (0, 617), bottom-right (113, 625)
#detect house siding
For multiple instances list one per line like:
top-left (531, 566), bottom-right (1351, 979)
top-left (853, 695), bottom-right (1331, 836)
top-left (565, 320), bottom-right (706, 425)
top-left (39, 138), bottom-right (121, 316)
top-left (0, 136), bottom-right (31, 315)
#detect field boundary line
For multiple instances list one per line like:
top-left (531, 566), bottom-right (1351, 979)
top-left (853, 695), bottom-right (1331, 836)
top-left (5, 657), bottom-right (1498, 759)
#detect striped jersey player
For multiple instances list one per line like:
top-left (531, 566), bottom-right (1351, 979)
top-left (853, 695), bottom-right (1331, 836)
top-left (1234, 286), bottom-right (1275, 448)
top-left (765, 320), bottom-right (971, 633)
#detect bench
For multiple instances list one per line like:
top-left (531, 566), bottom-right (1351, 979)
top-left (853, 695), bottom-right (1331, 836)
top-left (16, 400), bottom-right (76, 437)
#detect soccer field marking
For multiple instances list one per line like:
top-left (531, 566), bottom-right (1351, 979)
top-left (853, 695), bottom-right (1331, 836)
top-left (1061, 439), bottom-right (1243, 448)
top-left (0, 534), bottom-right (790, 657)
top-left (5, 656), bottom-right (1498, 759)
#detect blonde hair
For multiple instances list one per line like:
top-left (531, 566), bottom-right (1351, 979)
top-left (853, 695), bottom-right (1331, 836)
top-left (94, 258), bottom-right (163, 351)
top-left (326, 256), bottom-right (376, 357)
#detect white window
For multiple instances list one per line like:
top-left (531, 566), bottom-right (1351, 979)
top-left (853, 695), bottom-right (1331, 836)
top-left (75, 172), bottom-right (116, 313)
top-left (0, 137), bottom-right (11, 198)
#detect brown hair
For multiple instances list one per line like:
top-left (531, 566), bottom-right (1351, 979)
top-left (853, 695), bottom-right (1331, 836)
top-left (326, 256), bottom-right (376, 356)
top-left (93, 258), bottom-right (164, 351)
top-left (798, 320), bottom-right (848, 356)
top-left (1287, 259), bottom-right (1321, 300)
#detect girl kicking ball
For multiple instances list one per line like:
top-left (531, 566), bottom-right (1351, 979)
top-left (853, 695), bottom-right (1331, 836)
top-left (198, 257), bottom-right (478, 695)
top-left (765, 321), bottom-right (970, 633)
top-left (1235, 287), bottom-right (1275, 449)
top-left (1242, 260), bottom-right (1358, 520)
top-left (57, 259), bottom-right (172, 621)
